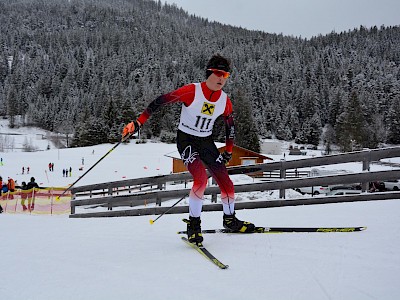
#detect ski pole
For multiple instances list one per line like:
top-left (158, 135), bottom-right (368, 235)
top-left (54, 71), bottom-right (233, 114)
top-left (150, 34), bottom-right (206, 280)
top-left (56, 133), bottom-right (132, 200)
top-left (149, 193), bottom-right (188, 224)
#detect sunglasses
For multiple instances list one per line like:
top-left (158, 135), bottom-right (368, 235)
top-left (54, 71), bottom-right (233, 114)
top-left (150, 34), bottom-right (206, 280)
top-left (207, 68), bottom-right (230, 79)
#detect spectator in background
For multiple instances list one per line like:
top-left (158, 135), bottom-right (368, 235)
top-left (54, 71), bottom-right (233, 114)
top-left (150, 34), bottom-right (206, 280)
top-left (27, 177), bottom-right (39, 190)
top-left (5, 177), bottom-right (15, 200)
top-left (27, 177), bottom-right (39, 210)
top-left (1, 176), bottom-right (7, 194)
top-left (7, 177), bottom-right (15, 192)
top-left (20, 181), bottom-right (29, 211)
top-left (0, 176), bottom-right (3, 213)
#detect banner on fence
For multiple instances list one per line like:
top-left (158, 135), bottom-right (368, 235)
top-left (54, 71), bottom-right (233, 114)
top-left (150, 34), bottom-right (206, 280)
top-left (0, 187), bottom-right (71, 215)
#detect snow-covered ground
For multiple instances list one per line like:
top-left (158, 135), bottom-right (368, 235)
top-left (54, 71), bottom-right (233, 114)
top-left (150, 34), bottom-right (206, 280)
top-left (1, 120), bottom-right (400, 300)
top-left (2, 201), bottom-right (400, 300)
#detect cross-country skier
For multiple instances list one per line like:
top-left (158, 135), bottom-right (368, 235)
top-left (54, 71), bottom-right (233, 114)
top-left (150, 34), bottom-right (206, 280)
top-left (122, 54), bottom-right (256, 245)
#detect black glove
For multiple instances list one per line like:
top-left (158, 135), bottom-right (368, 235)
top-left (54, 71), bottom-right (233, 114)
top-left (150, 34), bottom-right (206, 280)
top-left (221, 151), bottom-right (232, 164)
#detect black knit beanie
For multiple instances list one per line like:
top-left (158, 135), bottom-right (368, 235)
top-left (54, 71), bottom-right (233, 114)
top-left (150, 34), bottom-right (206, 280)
top-left (206, 54), bottom-right (231, 78)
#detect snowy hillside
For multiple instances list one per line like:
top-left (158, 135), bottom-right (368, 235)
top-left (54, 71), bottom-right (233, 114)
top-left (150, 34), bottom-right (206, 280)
top-left (0, 119), bottom-right (177, 188)
top-left (1, 122), bottom-right (400, 299)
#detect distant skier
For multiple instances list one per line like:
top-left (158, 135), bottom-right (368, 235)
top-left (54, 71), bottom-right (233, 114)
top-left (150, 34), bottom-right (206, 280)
top-left (122, 54), bottom-right (257, 245)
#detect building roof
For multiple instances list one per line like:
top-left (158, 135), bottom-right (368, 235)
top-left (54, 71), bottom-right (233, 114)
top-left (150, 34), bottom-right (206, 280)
top-left (218, 144), bottom-right (272, 160)
top-left (165, 144), bottom-right (272, 161)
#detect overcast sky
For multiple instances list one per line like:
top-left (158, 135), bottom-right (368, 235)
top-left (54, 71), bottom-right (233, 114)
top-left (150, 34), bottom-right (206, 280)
top-left (162, 0), bottom-right (400, 39)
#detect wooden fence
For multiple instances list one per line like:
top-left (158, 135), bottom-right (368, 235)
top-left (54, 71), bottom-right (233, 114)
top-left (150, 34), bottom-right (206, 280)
top-left (70, 147), bottom-right (400, 218)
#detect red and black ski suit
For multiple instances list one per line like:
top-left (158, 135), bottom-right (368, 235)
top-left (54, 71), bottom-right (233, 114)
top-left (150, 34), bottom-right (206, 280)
top-left (137, 82), bottom-right (235, 214)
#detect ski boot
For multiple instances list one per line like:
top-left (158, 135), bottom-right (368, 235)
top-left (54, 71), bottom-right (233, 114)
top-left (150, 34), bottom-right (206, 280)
top-left (223, 213), bottom-right (256, 233)
top-left (183, 216), bottom-right (203, 245)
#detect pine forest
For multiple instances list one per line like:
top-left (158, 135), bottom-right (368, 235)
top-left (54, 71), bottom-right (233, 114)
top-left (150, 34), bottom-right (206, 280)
top-left (1, 0), bottom-right (399, 153)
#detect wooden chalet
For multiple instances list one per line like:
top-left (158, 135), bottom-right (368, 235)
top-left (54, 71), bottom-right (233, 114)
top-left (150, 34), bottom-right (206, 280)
top-left (171, 145), bottom-right (272, 173)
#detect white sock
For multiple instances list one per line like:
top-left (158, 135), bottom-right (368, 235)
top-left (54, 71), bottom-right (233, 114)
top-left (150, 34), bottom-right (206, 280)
top-left (189, 198), bottom-right (203, 218)
top-left (222, 202), bottom-right (235, 215)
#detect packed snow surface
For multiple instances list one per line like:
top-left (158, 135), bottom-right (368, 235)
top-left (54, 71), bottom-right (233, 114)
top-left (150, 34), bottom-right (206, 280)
top-left (1, 122), bottom-right (400, 299)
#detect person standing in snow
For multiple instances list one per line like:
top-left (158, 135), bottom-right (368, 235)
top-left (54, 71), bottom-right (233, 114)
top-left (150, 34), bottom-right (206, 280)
top-left (0, 176), bottom-right (2, 213)
top-left (7, 177), bottom-right (15, 192)
top-left (122, 54), bottom-right (256, 245)
top-left (6, 177), bottom-right (15, 200)
top-left (20, 181), bottom-right (29, 211)
top-left (26, 177), bottom-right (39, 210)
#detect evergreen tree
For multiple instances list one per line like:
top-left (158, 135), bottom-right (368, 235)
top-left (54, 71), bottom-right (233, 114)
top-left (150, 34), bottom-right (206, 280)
top-left (322, 124), bottom-right (336, 155)
top-left (6, 84), bottom-right (18, 128)
top-left (335, 91), bottom-right (366, 151)
top-left (0, 56), bottom-right (8, 84)
top-left (294, 122), bottom-right (309, 145)
top-left (231, 89), bottom-right (260, 153)
top-left (0, 0), bottom-right (399, 150)
top-left (73, 116), bottom-right (108, 147)
top-left (386, 97), bottom-right (400, 144)
top-left (307, 113), bottom-right (322, 146)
